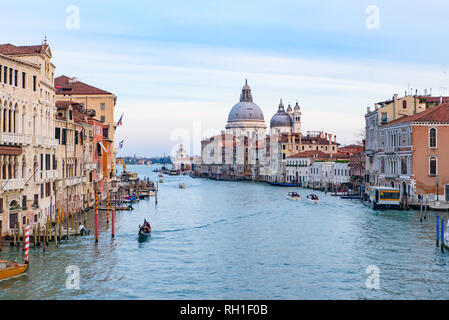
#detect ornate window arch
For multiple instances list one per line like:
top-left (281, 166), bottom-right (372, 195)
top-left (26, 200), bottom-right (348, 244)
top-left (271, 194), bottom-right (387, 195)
top-left (429, 127), bottom-right (437, 148)
top-left (429, 156), bottom-right (437, 176)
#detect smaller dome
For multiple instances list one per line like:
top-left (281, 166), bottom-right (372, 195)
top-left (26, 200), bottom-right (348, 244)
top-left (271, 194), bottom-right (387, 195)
top-left (287, 104), bottom-right (292, 113)
top-left (270, 99), bottom-right (293, 128)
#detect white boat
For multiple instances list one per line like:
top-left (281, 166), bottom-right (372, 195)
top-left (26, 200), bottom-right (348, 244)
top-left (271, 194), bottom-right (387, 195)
top-left (306, 195), bottom-right (320, 204)
top-left (287, 192), bottom-right (301, 201)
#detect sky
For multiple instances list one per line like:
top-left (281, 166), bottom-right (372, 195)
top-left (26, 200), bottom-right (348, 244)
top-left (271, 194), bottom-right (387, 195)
top-left (3, 0), bottom-right (449, 157)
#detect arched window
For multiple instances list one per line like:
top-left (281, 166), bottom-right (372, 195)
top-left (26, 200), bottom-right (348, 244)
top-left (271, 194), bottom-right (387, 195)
top-left (429, 157), bottom-right (437, 176)
top-left (402, 101), bottom-right (407, 109)
top-left (22, 156), bottom-right (26, 179)
top-left (429, 128), bottom-right (437, 148)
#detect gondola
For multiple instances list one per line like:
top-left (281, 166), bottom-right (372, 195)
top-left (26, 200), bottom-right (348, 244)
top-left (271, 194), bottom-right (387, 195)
top-left (138, 228), bottom-right (151, 240)
top-left (138, 220), bottom-right (152, 240)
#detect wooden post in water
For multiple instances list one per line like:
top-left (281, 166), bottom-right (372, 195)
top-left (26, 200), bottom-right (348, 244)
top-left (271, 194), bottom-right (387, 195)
top-left (59, 220), bottom-right (62, 242)
top-left (42, 227), bottom-right (46, 252)
top-left (13, 224), bottom-right (16, 246)
top-left (436, 215), bottom-right (440, 247)
top-left (54, 220), bottom-right (58, 245)
top-left (441, 219), bottom-right (445, 252)
top-left (17, 221), bottom-right (21, 247)
top-left (419, 197), bottom-right (423, 222)
top-left (112, 194), bottom-right (116, 239)
top-left (425, 198), bottom-right (428, 220)
top-left (66, 212), bottom-right (69, 240)
top-left (33, 225), bottom-right (37, 247)
top-left (95, 195), bottom-right (99, 243)
top-left (38, 222), bottom-right (41, 245)
top-left (0, 223), bottom-right (2, 251)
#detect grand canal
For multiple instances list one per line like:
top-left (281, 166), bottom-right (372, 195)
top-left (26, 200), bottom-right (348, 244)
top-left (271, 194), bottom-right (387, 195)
top-left (1, 164), bottom-right (449, 299)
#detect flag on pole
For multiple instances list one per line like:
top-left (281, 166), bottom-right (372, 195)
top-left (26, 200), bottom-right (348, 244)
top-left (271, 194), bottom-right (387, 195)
top-left (118, 140), bottom-right (124, 149)
top-left (116, 113), bottom-right (124, 127)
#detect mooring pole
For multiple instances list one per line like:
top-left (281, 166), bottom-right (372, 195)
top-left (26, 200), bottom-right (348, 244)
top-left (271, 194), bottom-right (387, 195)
top-left (106, 192), bottom-right (110, 224)
top-left (436, 215), bottom-right (440, 247)
top-left (112, 194), bottom-right (116, 239)
top-left (441, 219), bottom-right (445, 252)
top-left (95, 194), bottom-right (99, 243)
top-left (24, 226), bottom-right (30, 264)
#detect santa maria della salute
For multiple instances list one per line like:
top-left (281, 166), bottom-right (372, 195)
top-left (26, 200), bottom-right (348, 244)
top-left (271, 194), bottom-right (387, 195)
top-left (194, 80), bottom-right (341, 183)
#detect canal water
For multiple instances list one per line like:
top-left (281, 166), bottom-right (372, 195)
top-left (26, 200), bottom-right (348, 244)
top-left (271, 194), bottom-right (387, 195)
top-left (1, 164), bottom-right (449, 300)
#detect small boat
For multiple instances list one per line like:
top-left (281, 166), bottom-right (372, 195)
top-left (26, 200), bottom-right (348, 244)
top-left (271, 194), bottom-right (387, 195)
top-left (340, 195), bottom-right (361, 200)
top-left (306, 194), bottom-right (320, 204)
top-left (138, 229), bottom-right (151, 239)
top-left (158, 174), bottom-right (163, 178)
top-left (268, 182), bottom-right (296, 187)
top-left (179, 183), bottom-right (185, 189)
top-left (0, 260), bottom-right (28, 281)
top-left (159, 179), bottom-right (164, 183)
top-left (287, 192), bottom-right (301, 200)
top-left (138, 220), bottom-right (152, 241)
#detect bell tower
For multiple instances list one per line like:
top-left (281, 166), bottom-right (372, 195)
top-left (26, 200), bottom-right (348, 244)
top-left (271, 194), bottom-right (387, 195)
top-left (293, 101), bottom-right (302, 133)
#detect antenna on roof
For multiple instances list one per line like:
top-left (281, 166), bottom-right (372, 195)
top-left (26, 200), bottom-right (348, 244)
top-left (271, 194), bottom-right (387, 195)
top-left (43, 36), bottom-right (48, 45)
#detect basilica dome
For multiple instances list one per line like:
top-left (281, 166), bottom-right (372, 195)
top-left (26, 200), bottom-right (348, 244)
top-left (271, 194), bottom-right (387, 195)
top-left (270, 99), bottom-right (293, 128)
top-left (227, 80), bottom-right (265, 123)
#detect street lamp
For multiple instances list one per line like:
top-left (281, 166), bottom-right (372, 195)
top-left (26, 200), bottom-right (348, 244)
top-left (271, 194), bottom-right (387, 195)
top-left (436, 176), bottom-right (440, 202)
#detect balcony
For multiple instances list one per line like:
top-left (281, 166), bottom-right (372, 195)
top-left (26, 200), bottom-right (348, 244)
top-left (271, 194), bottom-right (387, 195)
top-left (0, 179), bottom-right (25, 191)
top-left (384, 173), bottom-right (399, 179)
top-left (34, 136), bottom-right (58, 148)
top-left (41, 170), bottom-right (59, 180)
top-left (64, 176), bottom-right (87, 187)
top-left (0, 132), bottom-right (32, 145)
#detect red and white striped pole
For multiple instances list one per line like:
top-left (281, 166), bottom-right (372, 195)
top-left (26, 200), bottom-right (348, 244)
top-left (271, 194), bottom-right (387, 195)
top-left (24, 226), bottom-right (30, 264)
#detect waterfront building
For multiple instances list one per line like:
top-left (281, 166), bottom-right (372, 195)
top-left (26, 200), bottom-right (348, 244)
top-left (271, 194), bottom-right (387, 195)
top-left (0, 41), bottom-right (58, 235)
top-left (286, 150), bottom-right (350, 189)
top-left (197, 81), bottom-right (340, 183)
top-left (55, 76), bottom-right (117, 197)
top-left (376, 102), bottom-right (449, 204)
top-left (54, 101), bottom-right (94, 215)
top-left (172, 144), bottom-right (193, 171)
top-left (348, 143), bottom-right (365, 195)
top-left (364, 92), bottom-right (449, 202)
top-left (309, 160), bottom-right (350, 190)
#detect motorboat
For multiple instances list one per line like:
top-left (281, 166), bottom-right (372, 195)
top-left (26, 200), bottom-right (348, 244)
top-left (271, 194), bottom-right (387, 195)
top-left (179, 183), bottom-right (185, 189)
top-left (306, 194), bottom-right (320, 204)
top-left (287, 192), bottom-right (301, 200)
top-left (0, 260), bottom-right (28, 281)
top-left (159, 179), bottom-right (164, 183)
